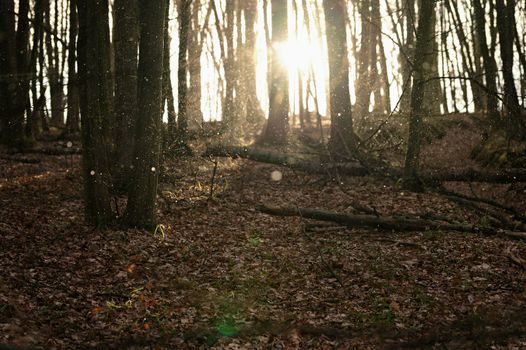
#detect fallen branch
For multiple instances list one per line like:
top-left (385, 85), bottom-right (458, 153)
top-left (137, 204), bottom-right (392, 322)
top-left (256, 204), bottom-right (526, 240)
top-left (206, 146), bottom-right (526, 184)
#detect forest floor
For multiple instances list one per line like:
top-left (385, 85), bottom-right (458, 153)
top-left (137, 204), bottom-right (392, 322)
top-left (1, 117), bottom-right (526, 349)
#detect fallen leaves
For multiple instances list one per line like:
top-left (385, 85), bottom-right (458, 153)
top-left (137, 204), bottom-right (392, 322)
top-left (1, 145), bottom-right (526, 349)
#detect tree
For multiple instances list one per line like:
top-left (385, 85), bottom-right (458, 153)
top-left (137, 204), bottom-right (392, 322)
top-left (260, 0), bottom-right (290, 145)
top-left (323, 0), bottom-right (355, 158)
top-left (124, 0), bottom-right (166, 228)
top-left (77, 0), bottom-right (114, 226)
top-left (66, 0), bottom-right (80, 134)
top-left (177, 0), bottom-right (191, 144)
top-left (496, 0), bottom-right (524, 140)
top-left (113, 0), bottom-right (139, 187)
top-left (0, 0), bottom-right (31, 149)
top-left (403, 0), bottom-right (436, 191)
top-left (243, 0), bottom-right (265, 127)
top-left (473, 0), bottom-right (499, 123)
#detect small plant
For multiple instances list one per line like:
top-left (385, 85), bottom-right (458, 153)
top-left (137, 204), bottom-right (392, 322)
top-left (153, 224), bottom-right (166, 241)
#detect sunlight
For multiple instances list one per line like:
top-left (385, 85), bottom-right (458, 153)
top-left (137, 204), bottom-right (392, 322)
top-left (275, 39), bottom-right (319, 74)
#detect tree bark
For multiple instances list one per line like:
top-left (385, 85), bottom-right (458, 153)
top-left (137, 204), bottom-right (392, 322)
top-left (256, 204), bottom-right (526, 239)
top-left (124, 0), bottom-right (166, 228)
top-left (177, 0), bottom-right (191, 142)
top-left (402, 0), bottom-right (436, 191)
top-left (113, 0), bottom-right (139, 186)
top-left (496, 0), bottom-right (524, 140)
top-left (243, 0), bottom-right (266, 127)
top-left (473, 0), bottom-right (500, 123)
top-left (77, 0), bottom-right (114, 226)
top-left (260, 0), bottom-right (290, 145)
top-left (323, 0), bottom-right (355, 158)
top-left (205, 145), bottom-right (526, 183)
top-left (66, 0), bottom-right (80, 134)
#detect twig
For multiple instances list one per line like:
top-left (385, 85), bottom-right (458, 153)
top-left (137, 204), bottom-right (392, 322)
top-left (207, 156), bottom-right (219, 201)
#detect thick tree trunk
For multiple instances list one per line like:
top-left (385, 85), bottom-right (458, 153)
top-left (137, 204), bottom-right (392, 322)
top-left (113, 0), bottom-right (139, 186)
top-left (77, 0), bottom-right (114, 226)
top-left (257, 204), bottom-right (526, 239)
top-left (323, 0), bottom-right (355, 158)
top-left (124, 0), bottom-right (166, 228)
top-left (0, 0), bottom-right (29, 149)
top-left (403, 0), bottom-right (436, 191)
top-left (496, 0), bottom-right (524, 140)
top-left (260, 0), bottom-right (290, 145)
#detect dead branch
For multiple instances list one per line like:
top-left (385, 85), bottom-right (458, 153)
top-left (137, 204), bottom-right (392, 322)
top-left (205, 146), bottom-right (526, 184)
top-left (256, 204), bottom-right (526, 240)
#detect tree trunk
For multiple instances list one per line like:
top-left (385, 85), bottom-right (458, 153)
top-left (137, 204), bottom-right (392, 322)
top-left (473, 0), bottom-right (500, 123)
top-left (354, 0), bottom-right (372, 120)
top-left (113, 0), bottom-right (139, 187)
top-left (124, 0), bottom-right (166, 228)
top-left (399, 0), bottom-right (415, 115)
top-left (403, 0), bottom-right (436, 191)
top-left (260, 0), bottom-right (290, 145)
top-left (45, 0), bottom-right (65, 128)
top-left (496, 0), bottom-right (524, 140)
top-left (162, 0), bottom-right (177, 139)
top-left (256, 204), bottom-right (526, 239)
top-left (66, 0), bottom-right (80, 134)
top-left (187, 0), bottom-right (204, 130)
top-left (0, 0), bottom-right (29, 149)
top-left (177, 0), bottom-right (191, 143)
top-left (323, 0), bottom-right (355, 158)
top-left (243, 0), bottom-right (266, 127)
top-left (77, 0), bottom-right (114, 226)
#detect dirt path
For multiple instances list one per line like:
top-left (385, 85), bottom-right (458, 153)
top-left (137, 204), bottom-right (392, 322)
top-left (1, 153), bottom-right (525, 349)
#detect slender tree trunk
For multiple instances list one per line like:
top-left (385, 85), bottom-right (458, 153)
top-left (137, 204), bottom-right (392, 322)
top-left (473, 0), bottom-right (499, 123)
top-left (324, 0), bottom-right (355, 158)
top-left (261, 0), bottom-right (290, 144)
top-left (124, 0), bottom-right (166, 228)
top-left (77, 0), bottom-right (114, 226)
top-left (66, 0), bottom-right (80, 134)
top-left (188, 0), bottom-right (204, 130)
top-left (162, 0), bottom-right (177, 139)
top-left (403, 0), bottom-right (436, 191)
top-left (355, 0), bottom-right (372, 120)
top-left (45, 0), bottom-right (65, 128)
top-left (244, 0), bottom-right (266, 126)
top-left (177, 0), bottom-right (191, 142)
top-left (399, 0), bottom-right (415, 115)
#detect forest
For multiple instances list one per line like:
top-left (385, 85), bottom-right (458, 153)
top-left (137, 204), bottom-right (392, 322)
top-left (1, 0), bottom-right (526, 348)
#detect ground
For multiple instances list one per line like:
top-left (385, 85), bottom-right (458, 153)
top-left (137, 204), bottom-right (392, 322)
top-left (1, 119), bottom-right (526, 349)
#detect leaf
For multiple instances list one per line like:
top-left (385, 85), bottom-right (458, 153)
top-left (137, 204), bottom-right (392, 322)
top-left (389, 300), bottom-right (400, 313)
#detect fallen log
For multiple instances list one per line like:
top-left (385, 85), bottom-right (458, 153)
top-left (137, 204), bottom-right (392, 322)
top-left (256, 204), bottom-right (526, 240)
top-left (206, 146), bottom-right (526, 183)
top-left (204, 145), bottom-right (370, 177)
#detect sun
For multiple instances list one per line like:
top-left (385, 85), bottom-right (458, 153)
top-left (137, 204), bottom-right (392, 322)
top-left (275, 39), bottom-right (319, 74)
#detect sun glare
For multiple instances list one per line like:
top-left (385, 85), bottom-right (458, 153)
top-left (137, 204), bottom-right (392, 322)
top-left (275, 40), bottom-right (319, 73)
